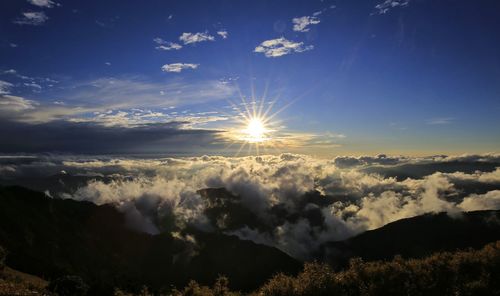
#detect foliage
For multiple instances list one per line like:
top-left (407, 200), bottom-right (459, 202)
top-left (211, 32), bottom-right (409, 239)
top-left (48, 275), bottom-right (89, 296)
top-left (171, 241), bottom-right (500, 296)
top-left (259, 241), bottom-right (500, 296)
top-left (114, 286), bottom-right (155, 296)
top-left (170, 276), bottom-right (240, 296)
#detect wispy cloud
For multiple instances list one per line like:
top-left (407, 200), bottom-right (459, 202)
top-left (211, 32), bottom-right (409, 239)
top-left (254, 37), bottom-right (313, 58)
top-left (0, 95), bottom-right (38, 113)
top-left (374, 0), bottom-right (410, 15)
top-left (161, 63), bottom-right (199, 73)
top-left (68, 109), bottom-right (228, 128)
top-left (68, 76), bottom-right (234, 108)
top-left (0, 76), bottom-right (236, 124)
top-left (426, 117), bottom-right (454, 125)
top-left (27, 0), bottom-right (59, 8)
top-left (14, 11), bottom-right (49, 26)
top-left (23, 82), bottom-right (42, 90)
top-left (95, 16), bottom-right (119, 28)
top-left (292, 16), bottom-right (320, 32)
top-left (313, 4), bottom-right (336, 17)
top-left (217, 30), bottom-right (228, 39)
top-left (153, 37), bottom-right (182, 51)
top-left (0, 81), bottom-right (14, 95)
top-left (1, 69), bottom-right (58, 92)
top-left (179, 32), bottom-right (215, 45)
top-left (2, 69), bottom-right (31, 80)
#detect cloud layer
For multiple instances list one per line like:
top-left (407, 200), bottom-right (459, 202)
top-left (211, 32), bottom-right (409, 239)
top-left (2, 153), bottom-right (499, 260)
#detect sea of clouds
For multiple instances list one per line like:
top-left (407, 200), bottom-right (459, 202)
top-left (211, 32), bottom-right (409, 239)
top-left (1, 153), bottom-right (500, 259)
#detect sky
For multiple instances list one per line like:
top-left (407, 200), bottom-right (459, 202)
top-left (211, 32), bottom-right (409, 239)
top-left (0, 0), bottom-right (499, 157)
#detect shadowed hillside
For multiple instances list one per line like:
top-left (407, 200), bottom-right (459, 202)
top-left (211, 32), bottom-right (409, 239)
top-left (0, 186), bottom-right (301, 295)
top-left (318, 210), bottom-right (500, 267)
top-left (1, 185), bottom-right (500, 295)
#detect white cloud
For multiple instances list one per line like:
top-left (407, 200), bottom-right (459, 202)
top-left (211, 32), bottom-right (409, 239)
top-left (3, 69), bottom-right (17, 75)
top-left (154, 38), bottom-right (183, 51)
top-left (459, 191), bottom-right (500, 211)
top-left (217, 30), bottom-right (228, 39)
top-left (292, 16), bottom-right (320, 32)
top-left (374, 0), bottom-right (410, 14)
top-left (67, 109), bottom-right (228, 128)
top-left (3, 69), bottom-right (32, 81)
top-left (0, 95), bottom-right (37, 112)
top-left (0, 80), bottom-right (14, 95)
top-left (5, 153), bottom-right (500, 259)
top-left (157, 43), bottom-right (183, 50)
top-left (426, 117), bottom-right (454, 125)
top-left (179, 32), bottom-right (215, 45)
top-left (48, 153), bottom-right (500, 259)
top-left (24, 82), bottom-right (42, 90)
top-left (67, 76), bottom-right (234, 110)
top-left (27, 0), bottom-right (59, 8)
top-left (2, 69), bottom-right (31, 80)
top-left (161, 63), bottom-right (199, 73)
top-left (0, 77), bottom-right (235, 123)
top-left (14, 11), bottom-right (49, 26)
top-left (254, 37), bottom-right (314, 58)
top-left (313, 4), bottom-right (336, 17)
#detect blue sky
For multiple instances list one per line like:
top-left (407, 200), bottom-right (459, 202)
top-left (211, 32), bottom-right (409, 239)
top-left (0, 0), bottom-right (499, 156)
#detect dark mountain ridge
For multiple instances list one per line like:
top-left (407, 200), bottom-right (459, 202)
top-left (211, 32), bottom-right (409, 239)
top-left (318, 210), bottom-right (500, 267)
top-left (0, 186), bottom-right (300, 295)
top-left (1, 185), bottom-right (500, 294)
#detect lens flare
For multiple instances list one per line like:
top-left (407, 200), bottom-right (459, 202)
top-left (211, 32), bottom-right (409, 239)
top-left (243, 117), bottom-right (268, 143)
top-left (221, 80), bottom-right (299, 156)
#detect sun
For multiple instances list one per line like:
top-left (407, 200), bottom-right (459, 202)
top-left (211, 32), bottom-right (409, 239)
top-left (243, 117), bottom-right (268, 143)
top-left (221, 81), bottom-right (296, 155)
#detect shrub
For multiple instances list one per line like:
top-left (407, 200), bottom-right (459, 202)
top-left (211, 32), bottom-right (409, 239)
top-left (172, 280), bottom-right (215, 296)
top-left (172, 277), bottom-right (241, 296)
top-left (259, 273), bottom-right (295, 296)
top-left (113, 286), bottom-right (155, 296)
top-left (48, 275), bottom-right (89, 296)
top-left (175, 241), bottom-right (500, 296)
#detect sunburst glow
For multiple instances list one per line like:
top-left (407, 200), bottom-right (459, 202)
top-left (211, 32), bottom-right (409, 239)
top-left (220, 81), bottom-right (298, 156)
top-left (243, 117), bottom-right (268, 143)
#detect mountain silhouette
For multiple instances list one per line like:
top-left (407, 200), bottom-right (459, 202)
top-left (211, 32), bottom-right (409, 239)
top-left (318, 210), bottom-right (500, 267)
top-left (0, 186), bottom-right (300, 295)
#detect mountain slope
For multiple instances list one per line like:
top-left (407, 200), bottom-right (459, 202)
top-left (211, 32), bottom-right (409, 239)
top-left (318, 210), bottom-right (500, 267)
top-left (0, 186), bottom-right (300, 294)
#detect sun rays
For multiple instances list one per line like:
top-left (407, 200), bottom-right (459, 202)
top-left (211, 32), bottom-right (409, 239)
top-left (243, 117), bottom-right (269, 143)
top-left (219, 82), bottom-right (291, 156)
